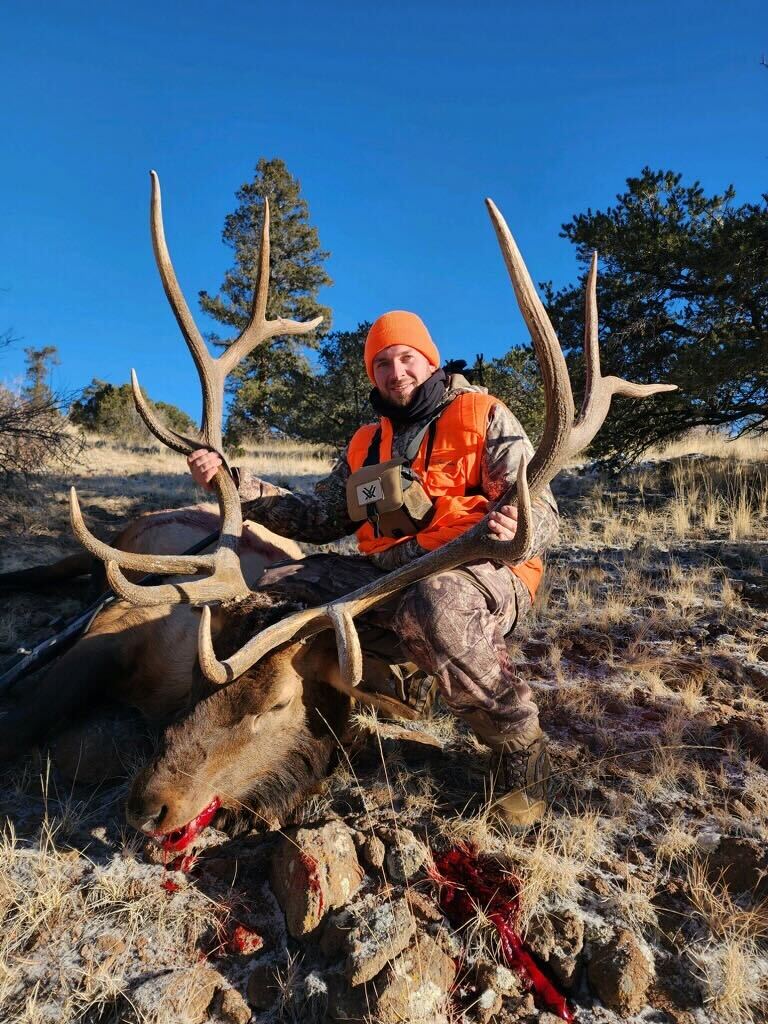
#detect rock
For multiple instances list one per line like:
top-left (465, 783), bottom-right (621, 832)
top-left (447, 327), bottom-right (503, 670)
top-left (360, 833), bottom-right (386, 870)
top-left (127, 966), bottom-right (221, 1024)
top-left (524, 910), bottom-right (583, 989)
top-left (345, 896), bottom-right (416, 986)
top-left (550, 950), bottom-right (580, 989)
top-left (95, 932), bottom-right (126, 956)
top-left (472, 985), bottom-right (503, 1023)
top-left (271, 820), bottom-right (364, 937)
top-left (476, 963), bottom-right (524, 999)
top-left (326, 970), bottom-right (369, 1022)
top-left (744, 662), bottom-right (768, 691)
top-left (379, 826), bottom-right (427, 882)
top-left (550, 910), bottom-right (585, 989)
top-left (524, 912), bottom-right (556, 959)
top-left (705, 836), bottom-right (767, 894)
top-left (218, 986), bottom-right (251, 1024)
top-left (320, 908), bottom-right (354, 957)
top-left (227, 923), bottom-right (264, 956)
top-left (405, 889), bottom-right (443, 924)
top-left (587, 928), bottom-right (654, 1015)
top-left (247, 963), bottom-right (281, 1010)
top-left (371, 932), bottom-right (456, 1023)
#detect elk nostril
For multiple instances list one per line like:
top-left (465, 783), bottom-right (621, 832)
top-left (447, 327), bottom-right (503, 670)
top-left (140, 804), bottom-right (168, 833)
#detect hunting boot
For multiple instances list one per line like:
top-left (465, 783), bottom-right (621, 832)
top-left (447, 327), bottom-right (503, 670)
top-left (488, 730), bottom-right (551, 830)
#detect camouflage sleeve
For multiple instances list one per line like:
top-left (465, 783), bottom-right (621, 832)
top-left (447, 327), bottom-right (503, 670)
top-left (370, 537), bottom-right (424, 571)
top-left (237, 455), bottom-right (358, 543)
top-left (481, 402), bottom-right (559, 558)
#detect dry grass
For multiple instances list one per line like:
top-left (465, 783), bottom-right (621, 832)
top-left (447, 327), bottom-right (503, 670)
top-left (645, 429), bottom-right (768, 462)
top-left (686, 861), bottom-right (768, 1023)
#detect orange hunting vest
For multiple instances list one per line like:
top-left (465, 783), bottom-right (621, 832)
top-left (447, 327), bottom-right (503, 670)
top-left (346, 393), bottom-right (543, 600)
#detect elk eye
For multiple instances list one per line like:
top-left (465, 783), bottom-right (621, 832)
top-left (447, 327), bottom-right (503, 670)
top-left (269, 698), bottom-right (291, 713)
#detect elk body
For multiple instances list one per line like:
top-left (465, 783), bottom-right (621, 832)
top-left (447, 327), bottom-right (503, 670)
top-left (0, 508), bottom-right (301, 774)
top-left (63, 174), bottom-right (675, 843)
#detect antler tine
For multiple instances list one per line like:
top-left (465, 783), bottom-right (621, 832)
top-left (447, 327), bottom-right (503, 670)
top-left (150, 170), bottom-right (216, 445)
top-left (485, 198), bottom-right (575, 499)
top-left (149, 174), bottom-right (324, 453)
top-left (72, 173), bottom-right (323, 608)
top-left (70, 487), bottom-right (215, 575)
top-left (199, 603), bottom-right (332, 684)
top-left (219, 201), bottom-right (324, 376)
top-left (567, 251), bottom-right (678, 458)
top-left (131, 369), bottom-right (205, 457)
top-left (69, 466), bottom-right (249, 606)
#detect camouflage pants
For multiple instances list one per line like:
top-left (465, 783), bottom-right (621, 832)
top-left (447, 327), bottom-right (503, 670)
top-left (257, 554), bottom-right (540, 749)
top-left (362, 561), bottom-right (540, 748)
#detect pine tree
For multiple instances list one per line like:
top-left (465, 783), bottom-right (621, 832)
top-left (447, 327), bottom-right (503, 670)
top-left (23, 345), bottom-right (60, 403)
top-left (268, 323), bottom-right (372, 448)
top-left (546, 168), bottom-right (768, 465)
top-left (199, 159), bottom-right (332, 441)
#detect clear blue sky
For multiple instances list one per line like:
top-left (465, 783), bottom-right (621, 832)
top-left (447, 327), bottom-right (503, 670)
top-left (2, 0), bottom-right (765, 420)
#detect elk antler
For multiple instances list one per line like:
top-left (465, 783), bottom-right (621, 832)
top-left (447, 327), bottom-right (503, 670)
top-left (197, 198), bottom-right (677, 689)
top-left (70, 171), bottom-right (322, 607)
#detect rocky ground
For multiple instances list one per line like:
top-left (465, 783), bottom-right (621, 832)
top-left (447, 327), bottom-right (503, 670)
top-left (0, 438), bottom-right (767, 1023)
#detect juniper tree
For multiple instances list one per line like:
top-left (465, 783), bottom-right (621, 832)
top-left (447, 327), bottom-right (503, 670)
top-left (70, 379), bottom-right (195, 442)
top-left (199, 159), bottom-right (332, 441)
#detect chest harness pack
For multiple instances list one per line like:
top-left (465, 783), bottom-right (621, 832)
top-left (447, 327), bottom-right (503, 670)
top-left (346, 414), bottom-right (441, 539)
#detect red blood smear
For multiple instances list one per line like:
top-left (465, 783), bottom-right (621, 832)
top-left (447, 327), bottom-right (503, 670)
top-left (432, 845), bottom-right (575, 1023)
top-left (154, 796), bottom-right (222, 854)
top-left (167, 853), bottom-right (197, 874)
top-left (227, 924), bottom-right (264, 955)
top-left (299, 851), bottom-right (324, 915)
top-left (162, 879), bottom-right (180, 893)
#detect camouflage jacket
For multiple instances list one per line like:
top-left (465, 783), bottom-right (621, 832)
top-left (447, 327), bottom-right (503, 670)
top-left (239, 375), bottom-right (559, 571)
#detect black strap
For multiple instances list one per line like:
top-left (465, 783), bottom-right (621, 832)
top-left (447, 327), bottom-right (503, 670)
top-left (363, 410), bottom-right (442, 470)
top-left (423, 419), bottom-right (437, 471)
top-left (363, 427), bottom-right (382, 467)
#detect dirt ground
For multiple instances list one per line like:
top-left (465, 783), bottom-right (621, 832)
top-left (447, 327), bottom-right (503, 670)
top-left (1, 433), bottom-right (767, 1023)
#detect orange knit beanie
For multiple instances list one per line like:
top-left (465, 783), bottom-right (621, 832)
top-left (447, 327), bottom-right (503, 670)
top-left (364, 311), bottom-right (440, 383)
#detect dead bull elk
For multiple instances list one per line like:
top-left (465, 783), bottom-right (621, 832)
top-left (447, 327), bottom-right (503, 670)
top-left (69, 182), bottom-right (676, 841)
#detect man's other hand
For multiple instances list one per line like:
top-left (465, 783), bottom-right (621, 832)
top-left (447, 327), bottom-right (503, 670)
top-left (188, 449), bottom-right (223, 491)
top-left (488, 504), bottom-right (518, 542)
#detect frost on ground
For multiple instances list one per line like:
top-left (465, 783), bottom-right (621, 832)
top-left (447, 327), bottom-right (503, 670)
top-left (1, 436), bottom-right (767, 1023)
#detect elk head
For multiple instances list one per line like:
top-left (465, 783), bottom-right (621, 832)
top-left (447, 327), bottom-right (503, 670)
top-left (125, 595), bottom-right (350, 836)
top-left (71, 178), bottom-right (676, 845)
